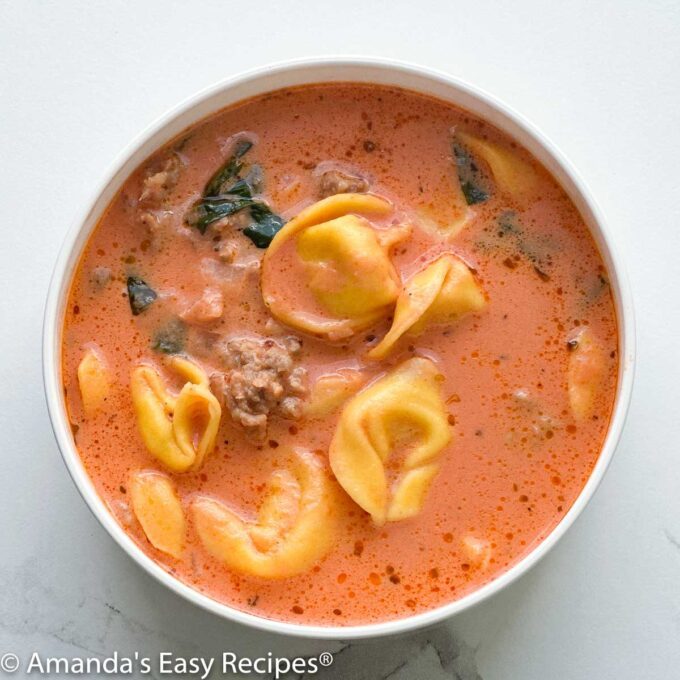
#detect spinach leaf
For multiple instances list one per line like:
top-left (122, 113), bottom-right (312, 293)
top-left (152, 318), bottom-right (185, 354)
top-left (453, 140), bottom-right (491, 205)
top-left (185, 139), bottom-right (285, 245)
top-left (186, 195), bottom-right (257, 234)
top-left (244, 204), bottom-right (285, 248)
top-left (126, 276), bottom-right (157, 315)
top-left (204, 139), bottom-right (253, 197)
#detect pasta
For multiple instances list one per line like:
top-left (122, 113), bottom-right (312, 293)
top-left (77, 347), bottom-right (110, 416)
top-left (261, 193), bottom-right (408, 339)
top-left (329, 357), bottom-right (452, 525)
top-left (130, 471), bottom-right (185, 558)
top-left (567, 328), bottom-right (606, 420)
top-left (304, 368), bottom-right (367, 418)
top-left (191, 449), bottom-right (337, 579)
top-left (130, 357), bottom-right (221, 472)
top-left (369, 255), bottom-right (486, 359)
top-left (456, 130), bottom-right (540, 204)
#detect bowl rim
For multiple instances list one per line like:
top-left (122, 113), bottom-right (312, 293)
top-left (43, 55), bottom-right (636, 640)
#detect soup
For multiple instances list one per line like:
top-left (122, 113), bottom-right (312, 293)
top-left (62, 83), bottom-right (618, 625)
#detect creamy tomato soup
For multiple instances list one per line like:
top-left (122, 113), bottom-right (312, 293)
top-left (62, 84), bottom-right (618, 625)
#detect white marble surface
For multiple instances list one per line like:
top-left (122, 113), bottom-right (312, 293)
top-left (1, 1), bottom-right (679, 678)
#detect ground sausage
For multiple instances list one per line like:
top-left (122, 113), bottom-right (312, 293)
top-left (139, 153), bottom-right (183, 206)
top-left (138, 154), bottom-right (183, 236)
top-left (317, 169), bottom-right (369, 198)
top-left (210, 335), bottom-right (308, 441)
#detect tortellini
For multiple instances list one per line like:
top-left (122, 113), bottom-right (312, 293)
top-left (305, 368), bottom-right (367, 419)
top-left (369, 255), bottom-right (486, 359)
top-left (77, 347), bottom-right (110, 416)
top-left (567, 328), bottom-right (606, 420)
top-left (130, 471), bottom-right (185, 558)
top-left (131, 356), bottom-right (221, 472)
top-left (456, 130), bottom-right (540, 205)
top-left (191, 449), bottom-right (337, 579)
top-left (261, 193), bottom-right (408, 339)
top-left (329, 357), bottom-right (452, 525)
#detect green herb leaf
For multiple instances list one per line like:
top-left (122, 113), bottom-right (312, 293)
top-left (152, 318), bottom-right (185, 354)
top-left (243, 204), bottom-right (285, 248)
top-left (453, 140), bottom-right (491, 205)
top-left (185, 139), bottom-right (285, 244)
top-left (204, 139), bottom-right (253, 197)
top-left (126, 276), bottom-right (157, 315)
top-left (185, 195), bottom-right (256, 234)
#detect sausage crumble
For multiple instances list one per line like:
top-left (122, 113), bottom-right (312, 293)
top-left (210, 335), bottom-right (308, 441)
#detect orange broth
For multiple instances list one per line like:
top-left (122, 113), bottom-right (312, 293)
top-left (62, 84), bottom-right (618, 625)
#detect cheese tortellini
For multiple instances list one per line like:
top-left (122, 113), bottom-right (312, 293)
top-left (191, 449), bottom-right (337, 579)
top-left (329, 357), bottom-right (452, 525)
top-left (369, 255), bottom-right (486, 359)
top-left (261, 193), bottom-right (408, 339)
top-left (131, 357), bottom-right (221, 473)
top-left (130, 471), bottom-right (185, 558)
top-left (567, 328), bottom-right (606, 420)
top-left (305, 368), bottom-right (367, 419)
top-left (456, 130), bottom-right (540, 205)
top-left (77, 347), bottom-right (110, 416)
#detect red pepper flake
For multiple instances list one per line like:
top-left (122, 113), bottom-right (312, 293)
top-left (353, 540), bottom-right (364, 557)
top-left (291, 605), bottom-right (304, 615)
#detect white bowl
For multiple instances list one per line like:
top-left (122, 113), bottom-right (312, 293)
top-left (43, 57), bottom-right (635, 640)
